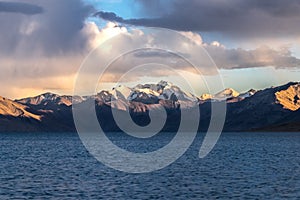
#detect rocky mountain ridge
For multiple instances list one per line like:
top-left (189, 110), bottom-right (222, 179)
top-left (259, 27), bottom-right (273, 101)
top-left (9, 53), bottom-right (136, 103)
top-left (1, 81), bottom-right (300, 132)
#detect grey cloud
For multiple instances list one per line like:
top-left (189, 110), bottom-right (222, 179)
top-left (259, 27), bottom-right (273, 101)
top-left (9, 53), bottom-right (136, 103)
top-left (134, 49), bottom-right (185, 58)
top-left (0, 1), bottom-right (43, 15)
top-left (94, 11), bottom-right (124, 22)
top-left (95, 0), bottom-right (300, 38)
top-left (0, 0), bottom-right (94, 57)
top-left (206, 45), bottom-right (300, 69)
top-left (132, 44), bottom-right (300, 70)
top-left (94, 11), bottom-right (162, 28)
top-left (0, 0), bottom-right (98, 98)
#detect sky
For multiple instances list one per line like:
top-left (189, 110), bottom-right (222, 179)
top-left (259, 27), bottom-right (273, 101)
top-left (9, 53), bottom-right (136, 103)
top-left (0, 0), bottom-right (300, 99)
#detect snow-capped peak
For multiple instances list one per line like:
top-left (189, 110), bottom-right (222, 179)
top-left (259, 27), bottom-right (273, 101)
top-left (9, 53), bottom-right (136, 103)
top-left (214, 88), bottom-right (240, 100)
top-left (200, 93), bottom-right (213, 101)
top-left (16, 92), bottom-right (61, 105)
top-left (199, 88), bottom-right (239, 101)
top-left (111, 85), bottom-right (133, 100)
top-left (16, 92), bottom-right (84, 106)
top-left (132, 81), bottom-right (197, 102)
top-left (105, 81), bottom-right (198, 103)
top-left (199, 88), bottom-right (258, 101)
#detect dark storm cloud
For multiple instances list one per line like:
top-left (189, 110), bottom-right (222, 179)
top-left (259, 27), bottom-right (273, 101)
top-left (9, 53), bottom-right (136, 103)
top-left (0, 1), bottom-right (43, 15)
top-left (95, 11), bottom-right (124, 22)
top-left (95, 0), bottom-right (300, 37)
top-left (94, 11), bottom-right (163, 28)
top-left (0, 0), bottom-right (94, 57)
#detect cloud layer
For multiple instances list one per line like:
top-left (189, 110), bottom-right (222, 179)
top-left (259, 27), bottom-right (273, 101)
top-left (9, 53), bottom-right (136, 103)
top-left (0, 0), bottom-right (97, 98)
top-left (0, 1), bottom-right (43, 15)
top-left (95, 0), bottom-right (300, 38)
top-left (73, 28), bottom-right (300, 86)
top-left (206, 45), bottom-right (300, 69)
top-left (0, 0), bottom-right (299, 98)
top-left (0, 0), bottom-right (94, 57)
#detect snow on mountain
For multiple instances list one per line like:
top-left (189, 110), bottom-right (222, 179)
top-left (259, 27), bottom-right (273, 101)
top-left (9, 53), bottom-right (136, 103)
top-left (111, 85), bottom-right (132, 100)
top-left (107, 81), bottom-right (198, 103)
top-left (214, 88), bottom-right (240, 100)
top-left (2, 82), bottom-right (300, 132)
top-left (104, 81), bottom-right (258, 104)
top-left (161, 82), bottom-right (197, 101)
top-left (200, 93), bottom-right (213, 101)
top-left (14, 81), bottom-right (257, 108)
top-left (70, 95), bottom-right (86, 105)
top-left (133, 80), bottom-right (197, 102)
top-left (129, 82), bottom-right (164, 102)
top-left (17, 92), bottom-right (60, 105)
top-left (199, 88), bottom-right (257, 102)
top-left (129, 92), bottom-right (159, 104)
top-left (14, 81), bottom-right (200, 109)
top-left (134, 88), bottom-right (160, 97)
top-left (200, 88), bottom-right (240, 101)
top-left (94, 91), bottom-right (112, 102)
top-left (16, 92), bottom-right (84, 106)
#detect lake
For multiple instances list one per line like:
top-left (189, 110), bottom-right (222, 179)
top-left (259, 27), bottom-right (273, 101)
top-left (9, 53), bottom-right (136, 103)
top-left (0, 132), bottom-right (299, 199)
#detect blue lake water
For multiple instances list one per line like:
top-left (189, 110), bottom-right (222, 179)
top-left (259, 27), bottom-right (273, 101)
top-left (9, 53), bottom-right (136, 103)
top-left (0, 132), bottom-right (299, 199)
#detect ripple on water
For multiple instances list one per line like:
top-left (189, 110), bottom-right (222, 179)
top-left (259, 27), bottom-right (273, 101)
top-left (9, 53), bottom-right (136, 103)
top-left (0, 132), bottom-right (299, 199)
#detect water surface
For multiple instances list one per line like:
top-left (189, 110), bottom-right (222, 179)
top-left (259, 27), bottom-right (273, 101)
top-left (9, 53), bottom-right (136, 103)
top-left (0, 132), bottom-right (299, 199)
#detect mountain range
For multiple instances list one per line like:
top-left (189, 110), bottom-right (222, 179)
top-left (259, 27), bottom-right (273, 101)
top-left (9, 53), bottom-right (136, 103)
top-left (1, 81), bottom-right (300, 132)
